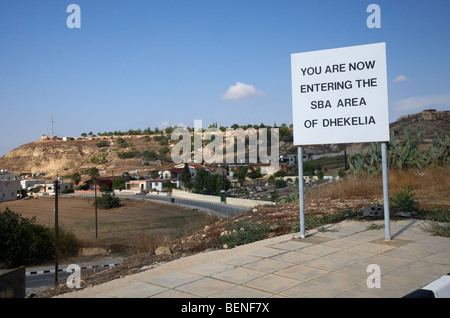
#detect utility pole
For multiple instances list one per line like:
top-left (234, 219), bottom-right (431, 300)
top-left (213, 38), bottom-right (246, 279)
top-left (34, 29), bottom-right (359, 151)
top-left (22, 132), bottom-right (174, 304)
top-left (94, 178), bottom-right (98, 239)
top-left (54, 177), bottom-right (60, 286)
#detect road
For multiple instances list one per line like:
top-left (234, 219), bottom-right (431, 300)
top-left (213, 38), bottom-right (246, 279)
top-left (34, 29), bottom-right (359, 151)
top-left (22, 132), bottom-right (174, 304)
top-left (26, 261), bottom-right (121, 295)
top-left (62, 193), bottom-right (249, 218)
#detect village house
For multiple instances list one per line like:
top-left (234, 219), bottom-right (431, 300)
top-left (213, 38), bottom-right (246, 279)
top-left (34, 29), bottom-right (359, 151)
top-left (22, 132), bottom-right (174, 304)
top-left (37, 181), bottom-right (74, 195)
top-left (0, 173), bottom-right (21, 202)
top-left (123, 178), bottom-right (181, 193)
top-left (83, 176), bottom-right (123, 191)
top-left (20, 179), bottom-right (46, 191)
top-left (125, 179), bottom-right (152, 192)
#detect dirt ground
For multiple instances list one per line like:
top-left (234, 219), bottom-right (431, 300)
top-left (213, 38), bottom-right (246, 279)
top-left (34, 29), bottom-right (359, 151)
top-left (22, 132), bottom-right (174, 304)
top-left (0, 196), bottom-right (213, 255)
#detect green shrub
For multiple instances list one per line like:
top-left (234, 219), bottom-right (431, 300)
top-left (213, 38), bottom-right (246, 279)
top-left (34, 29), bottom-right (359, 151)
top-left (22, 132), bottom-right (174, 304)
top-left (389, 184), bottom-right (419, 212)
top-left (93, 194), bottom-right (121, 210)
top-left (220, 221), bottom-right (269, 248)
top-left (116, 150), bottom-right (140, 159)
top-left (99, 184), bottom-right (111, 192)
top-left (96, 140), bottom-right (110, 148)
top-left (0, 207), bottom-right (79, 268)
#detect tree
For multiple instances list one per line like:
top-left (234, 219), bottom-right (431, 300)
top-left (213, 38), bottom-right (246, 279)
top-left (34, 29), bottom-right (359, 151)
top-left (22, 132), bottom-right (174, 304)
top-left (0, 207), bottom-right (78, 267)
top-left (248, 166), bottom-right (262, 179)
top-left (149, 170), bottom-right (159, 179)
top-left (274, 170), bottom-right (286, 178)
top-left (88, 167), bottom-right (100, 180)
top-left (113, 177), bottom-right (126, 190)
top-left (93, 194), bottom-right (121, 210)
top-left (162, 180), bottom-right (176, 190)
top-left (193, 170), bottom-right (230, 195)
top-left (70, 172), bottom-right (81, 186)
top-left (233, 166), bottom-right (248, 187)
top-left (181, 163), bottom-right (191, 188)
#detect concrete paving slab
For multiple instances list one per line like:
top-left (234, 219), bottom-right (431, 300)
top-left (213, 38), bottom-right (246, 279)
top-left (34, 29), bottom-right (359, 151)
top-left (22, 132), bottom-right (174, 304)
top-left (421, 251), bottom-right (450, 266)
top-left (146, 271), bottom-right (203, 289)
top-left (270, 250), bottom-right (321, 264)
top-left (274, 264), bottom-right (329, 281)
top-left (242, 258), bottom-right (293, 273)
top-left (309, 271), bottom-right (367, 290)
top-left (280, 281), bottom-right (343, 298)
top-left (245, 247), bottom-right (287, 258)
top-left (106, 281), bottom-right (168, 298)
top-left (175, 277), bottom-right (236, 297)
top-left (211, 266), bottom-right (266, 284)
top-left (210, 285), bottom-right (273, 298)
top-left (243, 273), bottom-right (301, 294)
top-left (349, 242), bottom-right (396, 254)
top-left (349, 280), bottom-right (414, 298)
top-left (383, 245), bottom-right (435, 260)
top-left (269, 240), bottom-right (314, 251)
top-left (337, 254), bottom-right (413, 276)
top-left (302, 255), bottom-right (358, 271)
top-left (151, 289), bottom-right (199, 298)
top-left (219, 254), bottom-right (261, 267)
top-left (54, 219), bottom-right (450, 299)
top-left (184, 262), bottom-right (235, 276)
top-left (383, 267), bottom-right (443, 288)
top-left (297, 244), bottom-right (342, 256)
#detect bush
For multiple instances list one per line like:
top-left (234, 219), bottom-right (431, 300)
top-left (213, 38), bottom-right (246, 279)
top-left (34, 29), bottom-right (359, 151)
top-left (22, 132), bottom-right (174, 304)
top-left (220, 221), bottom-right (270, 248)
top-left (0, 207), bottom-right (79, 268)
top-left (96, 140), bottom-right (110, 148)
top-left (93, 194), bottom-right (121, 210)
top-left (389, 184), bottom-right (419, 212)
top-left (99, 184), bottom-right (111, 192)
top-left (116, 150), bottom-right (140, 159)
top-left (62, 188), bottom-right (74, 194)
top-left (275, 179), bottom-right (287, 189)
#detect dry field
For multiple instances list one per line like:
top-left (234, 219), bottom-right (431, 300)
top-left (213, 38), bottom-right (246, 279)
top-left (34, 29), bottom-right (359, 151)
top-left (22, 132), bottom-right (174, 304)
top-left (0, 196), bottom-right (216, 255)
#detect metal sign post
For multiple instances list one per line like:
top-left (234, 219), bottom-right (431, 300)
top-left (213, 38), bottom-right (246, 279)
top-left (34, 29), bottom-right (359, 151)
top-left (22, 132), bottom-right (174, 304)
top-left (381, 142), bottom-right (391, 240)
top-left (297, 146), bottom-right (305, 238)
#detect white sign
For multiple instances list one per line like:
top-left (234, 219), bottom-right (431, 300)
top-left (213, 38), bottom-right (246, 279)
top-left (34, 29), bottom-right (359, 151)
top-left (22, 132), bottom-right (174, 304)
top-left (291, 42), bottom-right (389, 145)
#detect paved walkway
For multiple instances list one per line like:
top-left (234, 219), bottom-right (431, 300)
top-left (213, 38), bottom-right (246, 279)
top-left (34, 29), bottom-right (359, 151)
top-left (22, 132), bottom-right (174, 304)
top-left (57, 219), bottom-right (450, 298)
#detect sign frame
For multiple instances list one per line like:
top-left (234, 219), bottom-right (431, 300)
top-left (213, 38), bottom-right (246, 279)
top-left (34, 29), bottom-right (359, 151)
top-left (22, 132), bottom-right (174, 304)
top-left (291, 43), bottom-right (391, 240)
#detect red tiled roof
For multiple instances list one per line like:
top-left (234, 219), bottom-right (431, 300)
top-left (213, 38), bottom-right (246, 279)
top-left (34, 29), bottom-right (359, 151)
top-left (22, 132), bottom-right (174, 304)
top-left (169, 168), bottom-right (184, 173)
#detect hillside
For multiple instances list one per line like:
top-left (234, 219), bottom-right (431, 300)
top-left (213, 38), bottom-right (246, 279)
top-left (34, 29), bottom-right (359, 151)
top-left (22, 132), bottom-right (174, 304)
top-left (0, 109), bottom-right (448, 180)
top-left (0, 135), bottom-right (174, 180)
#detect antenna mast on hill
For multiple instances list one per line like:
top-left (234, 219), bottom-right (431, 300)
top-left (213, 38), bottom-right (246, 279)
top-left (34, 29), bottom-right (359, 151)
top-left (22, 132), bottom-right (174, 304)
top-left (51, 114), bottom-right (54, 137)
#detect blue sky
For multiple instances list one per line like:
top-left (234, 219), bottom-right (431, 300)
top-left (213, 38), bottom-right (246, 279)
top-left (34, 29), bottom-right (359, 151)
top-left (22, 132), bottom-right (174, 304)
top-left (0, 0), bottom-right (449, 157)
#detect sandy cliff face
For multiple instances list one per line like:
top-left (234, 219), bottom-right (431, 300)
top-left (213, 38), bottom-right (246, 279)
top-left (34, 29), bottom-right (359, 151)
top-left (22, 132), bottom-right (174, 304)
top-left (0, 136), bottom-right (167, 179)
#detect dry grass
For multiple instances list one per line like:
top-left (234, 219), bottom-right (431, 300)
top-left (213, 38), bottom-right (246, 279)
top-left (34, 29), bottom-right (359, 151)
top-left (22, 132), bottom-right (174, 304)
top-left (307, 166), bottom-right (450, 208)
top-left (129, 213), bottom-right (218, 255)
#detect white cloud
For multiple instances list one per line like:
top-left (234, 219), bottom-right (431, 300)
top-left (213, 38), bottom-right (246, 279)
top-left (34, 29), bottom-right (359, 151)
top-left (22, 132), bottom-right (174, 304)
top-left (393, 75), bottom-right (408, 83)
top-left (157, 121), bottom-right (170, 129)
top-left (157, 121), bottom-right (186, 129)
top-left (394, 94), bottom-right (450, 112)
top-left (221, 82), bottom-right (265, 100)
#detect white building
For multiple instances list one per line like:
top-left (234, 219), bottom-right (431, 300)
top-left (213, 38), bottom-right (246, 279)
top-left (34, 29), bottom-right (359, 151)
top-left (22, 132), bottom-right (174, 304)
top-left (38, 182), bottom-right (74, 195)
top-left (20, 179), bottom-right (46, 191)
top-left (0, 174), bottom-right (21, 202)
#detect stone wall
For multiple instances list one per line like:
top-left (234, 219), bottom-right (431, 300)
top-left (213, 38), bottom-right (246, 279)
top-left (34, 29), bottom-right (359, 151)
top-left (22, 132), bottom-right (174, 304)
top-left (0, 266), bottom-right (25, 298)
